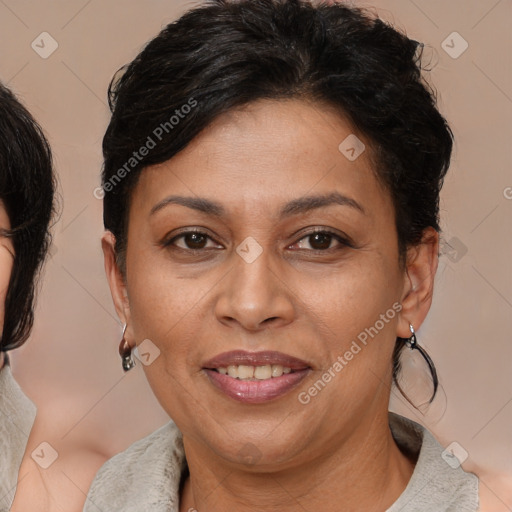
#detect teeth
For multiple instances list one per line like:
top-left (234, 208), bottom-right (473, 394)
top-left (254, 365), bottom-right (272, 380)
top-left (238, 365), bottom-right (254, 379)
top-left (216, 364), bottom-right (293, 380)
top-left (271, 365), bottom-right (283, 377)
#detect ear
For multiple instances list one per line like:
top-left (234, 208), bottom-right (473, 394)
top-left (101, 231), bottom-right (134, 346)
top-left (397, 227), bottom-right (439, 338)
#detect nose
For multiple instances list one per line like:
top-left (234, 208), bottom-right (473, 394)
top-left (214, 246), bottom-right (296, 332)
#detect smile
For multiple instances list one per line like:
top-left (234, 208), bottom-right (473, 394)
top-left (215, 364), bottom-right (292, 380)
top-left (202, 350), bottom-right (311, 403)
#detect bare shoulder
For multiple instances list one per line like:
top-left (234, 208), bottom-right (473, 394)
top-left (477, 472), bottom-right (512, 511)
top-left (10, 446), bottom-right (108, 512)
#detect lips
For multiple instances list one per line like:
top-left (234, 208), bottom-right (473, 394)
top-left (203, 350), bottom-right (310, 370)
top-left (202, 350), bottom-right (311, 404)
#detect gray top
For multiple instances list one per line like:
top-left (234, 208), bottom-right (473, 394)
top-left (0, 364), bottom-right (37, 511)
top-left (386, 413), bottom-right (479, 511)
top-left (84, 412), bottom-right (479, 511)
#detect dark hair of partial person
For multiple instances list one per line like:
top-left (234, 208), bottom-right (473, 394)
top-left (0, 82), bottom-right (56, 353)
top-left (101, 0), bottom-right (453, 402)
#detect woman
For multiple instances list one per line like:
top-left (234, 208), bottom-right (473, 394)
top-left (0, 82), bottom-right (55, 509)
top-left (86, 1), bottom-right (479, 510)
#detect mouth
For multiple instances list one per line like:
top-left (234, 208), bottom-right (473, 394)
top-left (202, 350), bottom-right (311, 404)
top-left (214, 364), bottom-right (294, 380)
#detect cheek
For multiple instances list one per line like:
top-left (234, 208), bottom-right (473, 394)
top-left (318, 253), bottom-right (402, 337)
top-left (125, 252), bottom-right (215, 370)
top-left (0, 250), bottom-right (13, 328)
top-left (126, 266), bottom-right (198, 414)
top-left (126, 269), bottom-right (216, 432)
top-left (310, 252), bottom-right (402, 402)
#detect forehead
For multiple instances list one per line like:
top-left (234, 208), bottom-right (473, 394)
top-left (131, 99), bottom-right (391, 221)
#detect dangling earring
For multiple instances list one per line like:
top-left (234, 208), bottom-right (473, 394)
top-left (119, 324), bottom-right (135, 372)
top-left (403, 323), bottom-right (438, 399)
top-left (404, 323), bottom-right (418, 348)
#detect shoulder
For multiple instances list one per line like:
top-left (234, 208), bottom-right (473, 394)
top-left (388, 413), bottom-right (479, 512)
top-left (10, 447), bottom-right (107, 512)
top-left (0, 364), bottom-right (37, 510)
top-left (84, 421), bottom-right (185, 512)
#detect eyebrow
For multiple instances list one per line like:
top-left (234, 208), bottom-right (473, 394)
top-left (150, 191), bottom-right (365, 219)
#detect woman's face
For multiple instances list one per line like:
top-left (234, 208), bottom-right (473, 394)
top-left (0, 202), bottom-right (14, 337)
top-left (105, 99), bottom-right (437, 468)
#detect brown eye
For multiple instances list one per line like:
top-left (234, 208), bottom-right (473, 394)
top-left (292, 229), bottom-right (351, 252)
top-left (181, 232), bottom-right (208, 250)
top-left (163, 230), bottom-right (221, 252)
top-left (307, 232), bottom-right (333, 250)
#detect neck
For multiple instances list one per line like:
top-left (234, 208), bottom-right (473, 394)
top-left (0, 351), bottom-right (4, 369)
top-left (179, 409), bottom-right (415, 512)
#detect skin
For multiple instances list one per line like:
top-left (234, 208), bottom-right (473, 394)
top-left (2, 211), bottom-right (103, 512)
top-left (103, 98), bottom-right (439, 511)
top-left (0, 200), bottom-right (14, 364)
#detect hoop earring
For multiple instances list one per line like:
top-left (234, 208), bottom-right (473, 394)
top-left (403, 324), bottom-right (438, 400)
top-left (119, 324), bottom-right (135, 372)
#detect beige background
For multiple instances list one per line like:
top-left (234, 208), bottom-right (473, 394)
top-left (1, 0), bottom-right (511, 508)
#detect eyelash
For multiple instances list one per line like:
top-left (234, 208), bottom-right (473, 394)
top-left (162, 227), bottom-right (353, 254)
